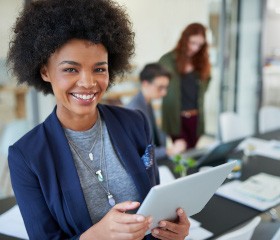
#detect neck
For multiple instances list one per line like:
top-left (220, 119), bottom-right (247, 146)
top-left (141, 88), bottom-right (152, 103)
top-left (57, 109), bottom-right (99, 131)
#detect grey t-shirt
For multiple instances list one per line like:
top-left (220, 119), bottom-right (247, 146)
top-left (64, 114), bottom-right (140, 224)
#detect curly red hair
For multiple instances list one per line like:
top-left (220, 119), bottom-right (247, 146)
top-left (175, 23), bottom-right (210, 81)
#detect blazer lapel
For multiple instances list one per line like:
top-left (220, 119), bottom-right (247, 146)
top-left (45, 110), bottom-right (92, 232)
top-left (98, 105), bottom-right (152, 201)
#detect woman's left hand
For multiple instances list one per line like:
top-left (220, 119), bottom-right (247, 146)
top-left (151, 208), bottom-right (190, 240)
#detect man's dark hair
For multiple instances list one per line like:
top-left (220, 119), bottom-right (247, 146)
top-left (139, 63), bottom-right (170, 83)
top-left (7, 0), bottom-right (135, 95)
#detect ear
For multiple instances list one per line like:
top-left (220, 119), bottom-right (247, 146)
top-left (40, 65), bottom-right (51, 83)
top-left (142, 80), bottom-right (150, 87)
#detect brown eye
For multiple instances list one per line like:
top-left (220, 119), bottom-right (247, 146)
top-left (64, 68), bottom-right (77, 73)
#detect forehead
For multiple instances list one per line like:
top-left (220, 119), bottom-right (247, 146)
top-left (152, 76), bottom-right (170, 84)
top-left (189, 34), bottom-right (205, 43)
top-left (50, 39), bottom-right (108, 62)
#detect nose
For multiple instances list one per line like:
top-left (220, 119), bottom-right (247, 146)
top-left (77, 71), bottom-right (96, 88)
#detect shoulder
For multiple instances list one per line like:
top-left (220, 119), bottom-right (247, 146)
top-left (159, 50), bottom-right (175, 63)
top-left (98, 104), bottom-right (151, 144)
top-left (11, 123), bottom-right (44, 151)
top-left (98, 104), bottom-right (147, 124)
top-left (159, 51), bottom-right (177, 74)
top-left (126, 92), bottom-right (146, 110)
top-left (8, 110), bottom-right (60, 166)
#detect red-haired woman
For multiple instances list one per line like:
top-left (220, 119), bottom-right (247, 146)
top-left (159, 23), bottom-right (211, 149)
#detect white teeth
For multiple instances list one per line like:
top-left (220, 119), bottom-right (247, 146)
top-left (73, 93), bottom-right (95, 100)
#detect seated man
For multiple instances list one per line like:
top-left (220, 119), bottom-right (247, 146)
top-left (126, 63), bottom-right (186, 161)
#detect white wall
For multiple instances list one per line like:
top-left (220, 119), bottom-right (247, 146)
top-left (264, 0), bottom-right (280, 57)
top-left (0, 0), bottom-right (24, 59)
top-left (263, 13), bottom-right (280, 57)
top-left (0, 0), bottom-right (24, 84)
top-left (116, 0), bottom-right (209, 69)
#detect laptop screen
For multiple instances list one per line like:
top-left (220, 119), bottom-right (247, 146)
top-left (195, 138), bottom-right (243, 168)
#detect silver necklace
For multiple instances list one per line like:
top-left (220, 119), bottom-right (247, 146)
top-left (68, 114), bottom-right (104, 181)
top-left (69, 115), bottom-right (101, 162)
top-left (68, 118), bottom-right (116, 207)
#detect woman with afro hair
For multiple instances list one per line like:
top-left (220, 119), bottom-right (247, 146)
top-left (7, 0), bottom-right (190, 239)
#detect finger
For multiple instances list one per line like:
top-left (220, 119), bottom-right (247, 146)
top-left (111, 207), bottom-right (153, 226)
top-left (109, 228), bottom-right (148, 240)
top-left (113, 201), bottom-right (140, 212)
top-left (112, 219), bottom-right (151, 234)
top-left (151, 228), bottom-right (174, 240)
top-left (157, 220), bottom-right (189, 237)
top-left (177, 208), bottom-right (190, 226)
top-left (157, 210), bottom-right (186, 234)
top-left (154, 209), bottom-right (190, 238)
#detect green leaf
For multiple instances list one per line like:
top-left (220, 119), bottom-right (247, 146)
top-left (174, 165), bottom-right (185, 174)
top-left (172, 154), bottom-right (182, 164)
top-left (186, 158), bottom-right (196, 168)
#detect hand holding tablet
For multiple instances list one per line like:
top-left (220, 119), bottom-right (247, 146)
top-left (137, 161), bottom-right (235, 234)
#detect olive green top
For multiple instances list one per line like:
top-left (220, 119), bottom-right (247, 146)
top-left (159, 51), bottom-right (210, 136)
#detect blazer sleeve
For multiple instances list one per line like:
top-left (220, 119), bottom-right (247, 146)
top-left (8, 145), bottom-right (80, 240)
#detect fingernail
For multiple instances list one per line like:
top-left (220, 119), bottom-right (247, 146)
top-left (136, 215), bottom-right (145, 222)
top-left (148, 217), bottom-right (153, 223)
top-left (153, 229), bottom-right (159, 235)
top-left (159, 221), bottom-right (166, 227)
top-left (178, 208), bottom-right (184, 215)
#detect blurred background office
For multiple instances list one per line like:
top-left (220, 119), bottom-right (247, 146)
top-left (1, 0), bottom-right (280, 196)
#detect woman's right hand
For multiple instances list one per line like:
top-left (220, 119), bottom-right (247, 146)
top-left (80, 201), bottom-right (152, 240)
top-left (167, 139), bottom-right (187, 157)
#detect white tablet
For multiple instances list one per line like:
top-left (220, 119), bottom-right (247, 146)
top-left (137, 161), bottom-right (236, 234)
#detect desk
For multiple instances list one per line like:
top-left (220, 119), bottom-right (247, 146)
top-left (191, 129), bottom-right (280, 239)
top-left (1, 131), bottom-right (280, 240)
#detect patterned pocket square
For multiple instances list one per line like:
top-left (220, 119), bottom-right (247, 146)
top-left (141, 144), bottom-right (155, 169)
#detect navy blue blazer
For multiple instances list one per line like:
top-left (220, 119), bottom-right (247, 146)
top-left (8, 104), bottom-right (159, 240)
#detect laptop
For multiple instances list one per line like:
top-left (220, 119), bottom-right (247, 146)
top-left (137, 161), bottom-right (236, 234)
top-left (195, 138), bottom-right (243, 168)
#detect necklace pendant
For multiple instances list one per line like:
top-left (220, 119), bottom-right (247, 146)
top-left (95, 170), bottom-right (104, 182)
top-left (108, 194), bottom-right (116, 206)
top-left (89, 153), bottom-right (94, 161)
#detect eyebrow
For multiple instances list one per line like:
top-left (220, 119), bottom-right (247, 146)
top-left (58, 61), bottom-right (108, 66)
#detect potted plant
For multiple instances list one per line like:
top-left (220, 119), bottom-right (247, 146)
top-left (172, 154), bottom-right (196, 177)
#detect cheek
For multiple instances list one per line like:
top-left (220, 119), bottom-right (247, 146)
top-left (100, 78), bottom-right (110, 89)
top-left (51, 75), bottom-right (74, 92)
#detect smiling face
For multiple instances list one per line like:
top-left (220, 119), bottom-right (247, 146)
top-left (40, 39), bottom-right (109, 130)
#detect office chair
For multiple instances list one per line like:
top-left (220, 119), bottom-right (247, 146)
top-left (0, 119), bottom-right (31, 197)
top-left (259, 106), bottom-right (280, 133)
top-left (215, 216), bottom-right (261, 240)
top-left (219, 112), bottom-right (251, 143)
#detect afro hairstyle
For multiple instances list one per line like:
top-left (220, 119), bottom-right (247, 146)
top-left (7, 0), bottom-right (135, 95)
